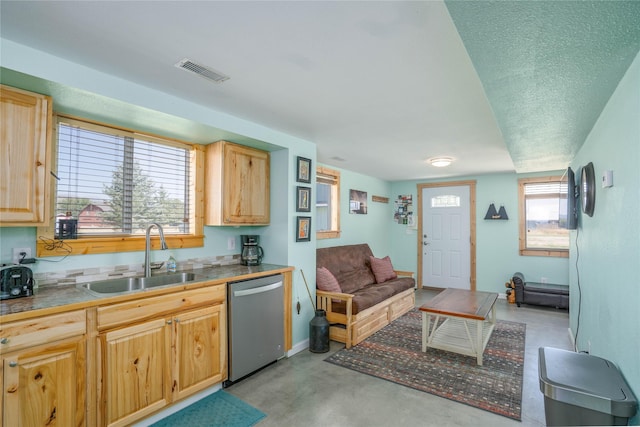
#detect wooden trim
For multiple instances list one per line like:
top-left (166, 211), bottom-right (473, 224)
top-left (86, 308), bottom-right (98, 427)
top-left (283, 271), bottom-right (292, 351)
top-left (316, 166), bottom-right (341, 240)
top-left (317, 230), bottom-right (341, 240)
top-left (416, 180), bottom-right (477, 291)
top-left (36, 234), bottom-right (205, 257)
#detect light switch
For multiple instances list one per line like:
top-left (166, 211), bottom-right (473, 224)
top-left (602, 170), bottom-right (613, 188)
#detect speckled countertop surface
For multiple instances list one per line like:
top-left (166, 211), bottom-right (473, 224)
top-left (0, 263), bottom-right (293, 321)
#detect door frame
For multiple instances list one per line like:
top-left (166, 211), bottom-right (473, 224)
top-left (417, 180), bottom-right (477, 291)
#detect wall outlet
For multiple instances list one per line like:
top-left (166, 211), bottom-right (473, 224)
top-left (227, 237), bottom-right (236, 251)
top-left (12, 247), bottom-right (32, 264)
top-left (541, 277), bottom-right (548, 284)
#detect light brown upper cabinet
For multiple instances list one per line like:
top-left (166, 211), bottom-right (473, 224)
top-left (205, 141), bottom-right (270, 225)
top-left (0, 85), bottom-right (53, 226)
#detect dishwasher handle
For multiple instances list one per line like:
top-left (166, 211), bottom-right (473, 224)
top-left (233, 281), bottom-right (283, 297)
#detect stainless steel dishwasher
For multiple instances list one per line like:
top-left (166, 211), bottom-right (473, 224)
top-left (225, 274), bottom-right (284, 386)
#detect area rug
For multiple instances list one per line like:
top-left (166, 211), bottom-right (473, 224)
top-left (151, 390), bottom-right (266, 427)
top-left (325, 308), bottom-right (525, 420)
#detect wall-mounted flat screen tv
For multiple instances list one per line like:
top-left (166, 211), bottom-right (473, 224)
top-left (559, 166), bottom-right (578, 230)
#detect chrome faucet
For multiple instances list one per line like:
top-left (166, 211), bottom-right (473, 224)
top-left (144, 223), bottom-right (168, 278)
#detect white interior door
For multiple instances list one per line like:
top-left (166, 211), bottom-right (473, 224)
top-left (421, 185), bottom-right (471, 289)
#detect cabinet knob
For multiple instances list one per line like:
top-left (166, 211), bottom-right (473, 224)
top-left (9, 361), bottom-right (17, 368)
top-left (167, 320), bottom-right (172, 325)
top-left (0, 338), bottom-right (8, 345)
top-left (174, 318), bottom-right (180, 323)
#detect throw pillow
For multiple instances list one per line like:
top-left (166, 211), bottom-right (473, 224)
top-left (316, 267), bottom-right (342, 293)
top-left (370, 255), bottom-right (397, 283)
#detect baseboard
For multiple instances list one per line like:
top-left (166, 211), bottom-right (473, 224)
top-left (288, 339), bottom-right (309, 356)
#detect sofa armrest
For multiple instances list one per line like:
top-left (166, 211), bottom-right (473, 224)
top-left (316, 290), bottom-right (354, 320)
top-left (512, 273), bottom-right (525, 304)
top-left (394, 270), bottom-right (414, 278)
top-left (316, 289), bottom-right (354, 302)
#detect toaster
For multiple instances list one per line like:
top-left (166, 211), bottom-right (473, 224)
top-left (0, 265), bottom-right (34, 300)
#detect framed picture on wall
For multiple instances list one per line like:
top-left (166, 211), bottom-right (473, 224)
top-left (296, 186), bottom-right (311, 212)
top-left (349, 189), bottom-right (368, 214)
top-left (296, 156), bottom-right (311, 183)
top-left (296, 216), bottom-right (311, 242)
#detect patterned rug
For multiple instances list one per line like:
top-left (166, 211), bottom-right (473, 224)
top-left (325, 308), bottom-right (525, 420)
top-left (151, 390), bottom-right (266, 427)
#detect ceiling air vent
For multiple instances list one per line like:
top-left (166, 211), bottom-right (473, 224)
top-left (175, 58), bottom-right (230, 83)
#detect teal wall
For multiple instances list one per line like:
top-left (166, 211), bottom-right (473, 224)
top-left (390, 174), bottom-right (570, 293)
top-left (315, 165), bottom-right (392, 256)
top-left (569, 51), bottom-right (639, 423)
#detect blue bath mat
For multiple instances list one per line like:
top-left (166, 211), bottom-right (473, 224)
top-left (151, 390), bottom-right (266, 427)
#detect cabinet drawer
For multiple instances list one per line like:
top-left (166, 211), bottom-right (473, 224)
top-left (97, 285), bottom-right (225, 330)
top-left (0, 310), bottom-right (86, 354)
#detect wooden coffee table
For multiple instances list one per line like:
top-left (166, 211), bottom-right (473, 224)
top-left (419, 288), bottom-right (498, 365)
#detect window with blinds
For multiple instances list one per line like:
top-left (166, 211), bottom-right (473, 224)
top-left (316, 166), bottom-right (340, 239)
top-left (55, 117), bottom-right (193, 237)
top-left (518, 177), bottom-right (569, 255)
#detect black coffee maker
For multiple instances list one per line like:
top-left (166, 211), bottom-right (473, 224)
top-left (240, 235), bottom-right (264, 266)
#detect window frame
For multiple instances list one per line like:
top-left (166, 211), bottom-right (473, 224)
top-left (518, 176), bottom-right (569, 258)
top-left (315, 166), bottom-right (341, 240)
top-left (36, 114), bottom-right (205, 257)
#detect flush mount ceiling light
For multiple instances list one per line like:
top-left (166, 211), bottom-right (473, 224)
top-left (429, 157), bottom-right (453, 167)
top-left (175, 58), bottom-right (230, 83)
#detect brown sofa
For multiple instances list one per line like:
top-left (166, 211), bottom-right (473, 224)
top-left (316, 244), bottom-right (415, 348)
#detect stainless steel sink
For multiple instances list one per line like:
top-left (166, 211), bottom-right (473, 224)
top-left (80, 272), bottom-right (196, 295)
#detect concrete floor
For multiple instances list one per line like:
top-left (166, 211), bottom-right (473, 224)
top-left (226, 288), bottom-right (572, 427)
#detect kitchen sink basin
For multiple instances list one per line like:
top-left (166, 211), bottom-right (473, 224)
top-left (80, 272), bottom-right (196, 295)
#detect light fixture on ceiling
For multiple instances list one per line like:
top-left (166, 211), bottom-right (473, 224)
top-left (429, 157), bottom-right (453, 167)
top-left (175, 58), bottom-right (230, 84)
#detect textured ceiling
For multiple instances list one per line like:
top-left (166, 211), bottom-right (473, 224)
top-left (1, 1), bottom-right (639, 180)
top-left (446, 0), bottom-right (640, 172)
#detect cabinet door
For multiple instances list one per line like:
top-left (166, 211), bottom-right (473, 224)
top-left (0, 85), bottom-right (52, 225)
top-left (2, 338), bottom-right (86, 427)
top-left (222, 143), bottom-right (270, 224)
top-left (101, 318), bottom-right (170, 427)
top-left (172, 304), bottom-right (226, 401)
top-left (206, 141), bottom-right (270, 225)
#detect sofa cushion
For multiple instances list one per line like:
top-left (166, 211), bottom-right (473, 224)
top-left (334, 269), bottom-right (377, 294)
top-left (370, 255), bottom-right (397, 283)
top-left (317, 244), bottom-right (377, 294)
top-left (330, 277), bottom-right (415, 315)
top-left (316, 267), bottom-right (341, 293)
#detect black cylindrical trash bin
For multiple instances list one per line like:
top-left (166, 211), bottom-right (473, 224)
top-left (309, 309), bottom-right (330, 353)
top-left (539, 347), bottom-right (638, 426)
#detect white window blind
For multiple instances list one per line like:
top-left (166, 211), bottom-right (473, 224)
top-left (523, 180), bottom-right (568, 250)
top-left (55, 118), bottom-right (192, 236)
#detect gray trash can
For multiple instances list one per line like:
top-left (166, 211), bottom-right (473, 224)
top-left (539, 347), bottom-right (638, 426)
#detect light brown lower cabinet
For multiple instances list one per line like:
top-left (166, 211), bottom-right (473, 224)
top-left (1, 310), bottom-right (87, 426)
top-left (97, 286), bottom-right (227, 427)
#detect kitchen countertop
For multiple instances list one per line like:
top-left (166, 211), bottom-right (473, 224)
top-left (0, 263), bottom-right (293, 322)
